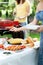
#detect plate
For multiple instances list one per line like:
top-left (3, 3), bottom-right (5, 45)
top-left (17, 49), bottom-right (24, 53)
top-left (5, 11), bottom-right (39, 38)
top-left (24, 24), bottom-right (40, 30)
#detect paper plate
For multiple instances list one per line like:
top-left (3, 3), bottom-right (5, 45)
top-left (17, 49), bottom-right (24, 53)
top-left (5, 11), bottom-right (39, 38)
top-left (24, 24), bottom-right (40, 30)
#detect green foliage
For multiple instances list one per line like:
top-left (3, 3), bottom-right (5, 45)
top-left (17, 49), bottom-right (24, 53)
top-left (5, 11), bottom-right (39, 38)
top-left (0, 2), bottom-right (16, 20)
top-left (29, 32), bottom-right (40, 40)
top-left (0, 34), bottom-right (12, 38)
top-left (37, 21), bottom-right (42, 25)
top-left (27, 0), bottom-right (39, 23)
top-left (31, 0), bottom-right (39, 17)
top-left (0, 10), bottom-right (2, 17)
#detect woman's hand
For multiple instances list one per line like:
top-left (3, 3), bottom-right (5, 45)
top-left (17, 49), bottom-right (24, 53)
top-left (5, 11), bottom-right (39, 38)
top-left (36, 25), bottom-right (43, 32)
top-left (9, 27), bottom-right (18, 32)
top-left (5, 26), bottom-right (14, 30)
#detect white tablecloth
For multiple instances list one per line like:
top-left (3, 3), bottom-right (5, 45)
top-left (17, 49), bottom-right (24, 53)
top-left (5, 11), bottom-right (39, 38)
top-left (0, 48), bottom-right (39, 65)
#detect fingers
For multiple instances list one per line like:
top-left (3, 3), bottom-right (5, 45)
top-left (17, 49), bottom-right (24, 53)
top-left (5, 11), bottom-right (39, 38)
top-left (34, 27), bottom-right (41, 32)
top-left (9, 27), bottom-right (18, 32)
top-left (5, 26), bottom-right (14, 30)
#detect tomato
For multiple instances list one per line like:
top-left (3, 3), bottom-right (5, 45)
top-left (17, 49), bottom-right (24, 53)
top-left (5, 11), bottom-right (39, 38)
top-left (0, 44), bottom-right (4, 49)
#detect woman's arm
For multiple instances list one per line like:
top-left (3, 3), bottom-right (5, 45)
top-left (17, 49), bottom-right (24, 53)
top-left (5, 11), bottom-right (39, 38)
top-left (15, 18), bottom-right (38, 31)
top-left (9, 17), bottom-right (38, 32)
top-left (29, 17), bottom-right (38, 25)
top-left (36, 25), bottom-right (43, 32)
top-left (10, 3), bottom-right (39, 32)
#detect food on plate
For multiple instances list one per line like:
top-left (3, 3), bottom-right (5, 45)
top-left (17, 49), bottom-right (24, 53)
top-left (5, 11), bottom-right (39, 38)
top-left (33, 38), bottom-right (38, 42)
top-left (25, 43), bottom-right (34, 47)
top-left (21, 40), bottom-right (27, 44)
top-left (7, 38), bottom-right (24, 45)
top-left (26, 37), bottom-right (34, 47)
top-left (0, 44), bottom-right (4, 49)
top-left (26, 37), bottom-right (34, 44)
top-left (5, 45), bottom-right (26, 51)
top-left (22, 37), bottom-right (34, 47)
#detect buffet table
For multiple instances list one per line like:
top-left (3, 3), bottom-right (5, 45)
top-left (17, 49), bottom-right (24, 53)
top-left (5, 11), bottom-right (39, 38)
top-left (0, 47), bottom-right (39, 65)
top-left (0, 38), bottom-right (40, 65)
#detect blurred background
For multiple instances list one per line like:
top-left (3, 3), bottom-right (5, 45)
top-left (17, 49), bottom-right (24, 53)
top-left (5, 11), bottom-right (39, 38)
top-left (0, 0), bottom-right (38, 21)
top-left (0, 0), bottom-right (40, 39)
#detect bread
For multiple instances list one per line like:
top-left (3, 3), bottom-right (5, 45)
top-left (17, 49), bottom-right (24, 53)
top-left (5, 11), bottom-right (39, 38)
top-left (7, 38), bottom-right (24, 45)
top-left (26, 37), bottom-right (34, 44)
top-left (25, 36), bottom-right (34, 47)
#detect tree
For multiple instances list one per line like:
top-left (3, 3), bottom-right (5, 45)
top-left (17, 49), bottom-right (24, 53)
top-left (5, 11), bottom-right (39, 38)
top-left (27, 0), bottom-right (39, 23)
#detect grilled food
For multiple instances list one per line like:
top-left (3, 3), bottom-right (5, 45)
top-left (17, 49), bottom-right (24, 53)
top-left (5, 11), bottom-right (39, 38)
top-left (5, 45), bottom-right (26, 51)
top-left (26, 37), bottom-right (34, 47)
top-left (7, 38), bottom-right (24, 45)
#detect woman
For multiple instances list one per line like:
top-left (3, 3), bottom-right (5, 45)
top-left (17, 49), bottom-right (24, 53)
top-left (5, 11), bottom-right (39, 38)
top-left (12, 0), bottom-right (30, 38)
top-left (13, 0), bottom-right (30, 22)
top-left (10, 0), bottom-right (43, 65)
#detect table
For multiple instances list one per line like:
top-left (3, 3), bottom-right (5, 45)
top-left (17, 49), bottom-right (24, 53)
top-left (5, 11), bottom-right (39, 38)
top-left (0, 48), bottom-right (39, 65)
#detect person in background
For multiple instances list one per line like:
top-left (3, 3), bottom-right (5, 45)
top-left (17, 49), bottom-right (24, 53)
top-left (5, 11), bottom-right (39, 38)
top-left (12, 0), bottom-right (31, 38)
top-left (10, 0), bottom-right (43, 65)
